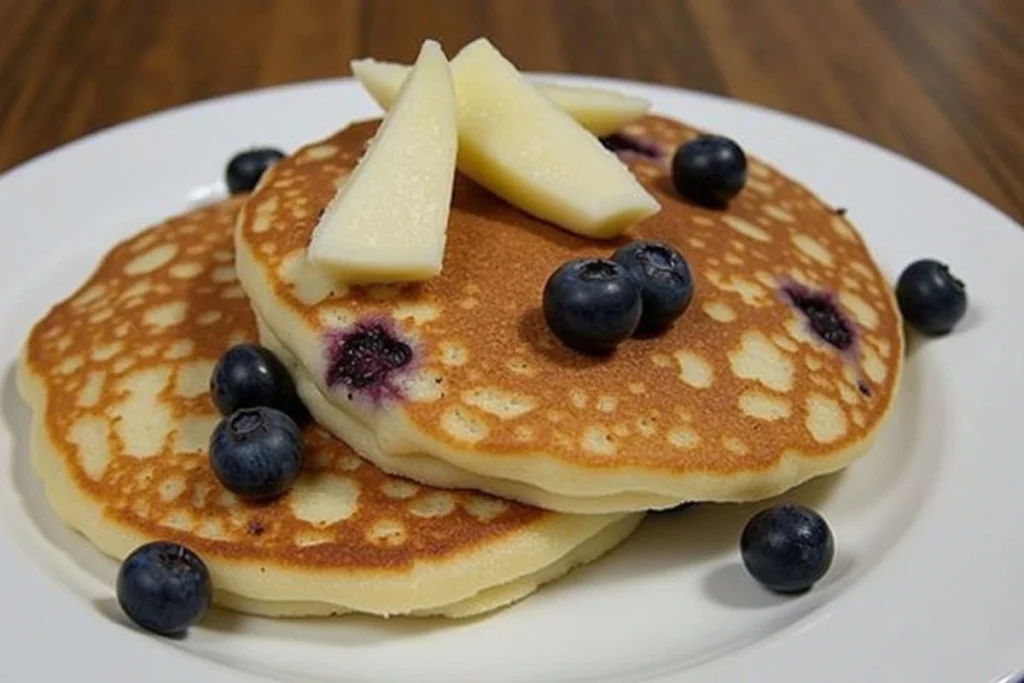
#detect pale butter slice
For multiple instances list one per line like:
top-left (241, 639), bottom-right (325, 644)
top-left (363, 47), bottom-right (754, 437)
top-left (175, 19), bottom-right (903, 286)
top-left (351, 58), bottom-right (651, 136)
top-left (307, 40), bottom-right (457, 283)
top-left (448, 38), bottom-right (660, 239)
top-left (534, 82), bottom-right (651, 137)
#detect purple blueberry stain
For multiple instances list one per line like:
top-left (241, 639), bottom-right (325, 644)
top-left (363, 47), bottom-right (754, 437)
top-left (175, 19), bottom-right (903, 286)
top-left (322, 315), bottom-right (419, 408)
top-left (599, 132), bottom-right (666, 162)
top-left (778, 280), bottom-right (880, 399)
top-left (780, 282), bottom-right (856, 353)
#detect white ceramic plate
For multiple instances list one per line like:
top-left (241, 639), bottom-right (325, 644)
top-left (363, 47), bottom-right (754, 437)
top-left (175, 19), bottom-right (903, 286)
top-left (1, 76), bottom-right (1022, 683)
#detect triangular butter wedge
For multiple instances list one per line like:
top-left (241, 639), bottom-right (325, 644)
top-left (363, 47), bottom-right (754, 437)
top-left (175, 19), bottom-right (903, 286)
top-left (533, 81), bottom-right (651, 137)
top-left (307, 40), bottom-right (457, 283)
top-left (449, 38), bottom-right (660, 239)
top-left (351, 58), bottom-right (651, 136)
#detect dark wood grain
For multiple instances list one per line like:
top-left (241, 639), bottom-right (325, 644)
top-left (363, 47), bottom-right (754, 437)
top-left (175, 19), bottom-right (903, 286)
top-left (0, 0), bottom-right (1021, 221)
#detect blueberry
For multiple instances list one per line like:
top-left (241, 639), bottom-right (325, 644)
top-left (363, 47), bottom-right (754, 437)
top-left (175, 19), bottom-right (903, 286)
top-left (210, 343), bottom-right (305, 422)
top-left (895, 259), bottom-right (967, 336)
top-left (542, 258), bottom-right (642, 354)
top-left (740, 504), bottom-right (835, 594)
top-left (209, 407), bottom-right (303, 500)
top-left (225, 148), bottom-right (285, 195)
top-left (612, 240), bottom-right (694, 334)
top-left (782, 284), bottom-right (856, 351)
top-left (671, 135), bottom-right (747, 207)
top-left (116, 541), bottom-right (211, 636)
top-left (326, 324), bottom-right (414, 391)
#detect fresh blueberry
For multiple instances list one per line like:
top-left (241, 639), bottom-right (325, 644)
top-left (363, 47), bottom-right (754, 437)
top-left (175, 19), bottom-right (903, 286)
top-left (225, 148), bottom-right (285, 195)
top-left (612, 240), bottom-right (694, 334)
top-left (209, 407), bottom-right (303, 501)
top-left (895, 259), bottom-right (967, 336)
top-left (671, 135), bottom-right (747, 207)
top-left (542, 258), bottom-right (642, 354)
top-left (210, 343), bottom-right (305, 422)
top-left (116, 541), bottom-right (211, 636)
top-left (740, 504), bottom-right (835, 594)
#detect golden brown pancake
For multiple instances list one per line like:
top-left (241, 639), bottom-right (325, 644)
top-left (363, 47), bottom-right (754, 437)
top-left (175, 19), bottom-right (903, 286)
top-left (17, 198), bottom-right (642, 618)
top-left (235, 114), bottom-right (904, 514)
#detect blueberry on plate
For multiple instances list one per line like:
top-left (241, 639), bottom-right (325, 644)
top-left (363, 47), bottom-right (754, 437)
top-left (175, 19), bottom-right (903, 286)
top-left (612, 240), bottom-right (694, 334)
top-left (210, 343), bottom-right (305, 422)
top-left (225, 148), bottom-right (285, 195)
top-left (671, 135), bottom-right (747, 207)
top-left (895, 259), bottom-right (967, 336)
top-left (740, 504), bottom-right (834, 594)
top-left (209, 406), bottom-right (304, 501)
top-left (542, 258), bottom-right (642, 354)
top-left (116, 541), bottom-right (211, 636)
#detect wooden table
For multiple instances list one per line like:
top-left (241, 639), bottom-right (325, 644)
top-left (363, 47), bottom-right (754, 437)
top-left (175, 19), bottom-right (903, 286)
top-left (1, 0), bottom-right (1021, 222)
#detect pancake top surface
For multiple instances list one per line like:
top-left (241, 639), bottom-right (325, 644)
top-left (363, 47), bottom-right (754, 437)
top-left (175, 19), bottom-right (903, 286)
top-left (237, 115), bottom-right (903, 489)
top-left (20, 198), bottom-right (587, 573)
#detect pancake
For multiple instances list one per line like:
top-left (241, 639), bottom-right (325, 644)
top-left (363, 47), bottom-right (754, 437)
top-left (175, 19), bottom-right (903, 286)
top-left (235, 114), bottom-right (904, 514)
top-left (18, 197), bottom-right (642, 618)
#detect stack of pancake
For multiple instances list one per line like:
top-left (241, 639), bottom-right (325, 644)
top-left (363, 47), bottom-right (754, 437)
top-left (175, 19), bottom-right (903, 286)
top-left (19, 108), bottom-right (903, 618)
